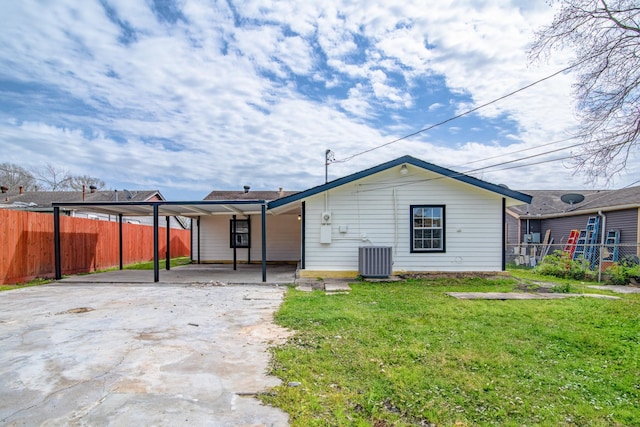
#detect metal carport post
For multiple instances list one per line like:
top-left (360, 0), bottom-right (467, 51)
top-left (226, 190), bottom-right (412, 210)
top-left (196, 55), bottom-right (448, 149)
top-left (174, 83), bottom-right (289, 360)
top-left (54, 207), bottom-right (61, 280)
top-left (262, 202), bottom-right (267, 282)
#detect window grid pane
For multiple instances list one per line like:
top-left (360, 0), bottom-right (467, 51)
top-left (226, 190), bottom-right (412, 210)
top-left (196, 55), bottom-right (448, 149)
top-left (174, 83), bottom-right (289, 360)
top-left (412, 206), bottom-right (444, 251)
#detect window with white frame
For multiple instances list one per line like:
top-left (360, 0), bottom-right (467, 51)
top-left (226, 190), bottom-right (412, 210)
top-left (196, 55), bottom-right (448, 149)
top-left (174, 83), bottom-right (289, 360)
top-left (410, 205), bottom-right (445, 252)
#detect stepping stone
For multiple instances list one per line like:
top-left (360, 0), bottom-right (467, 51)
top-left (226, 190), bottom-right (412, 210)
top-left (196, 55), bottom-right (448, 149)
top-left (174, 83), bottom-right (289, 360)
top-left (325, 282), bottom-right (351, 294)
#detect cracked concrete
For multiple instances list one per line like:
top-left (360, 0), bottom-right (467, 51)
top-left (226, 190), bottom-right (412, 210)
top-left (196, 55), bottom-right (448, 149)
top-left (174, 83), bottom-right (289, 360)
top-left (0, 282), bottom-right (291, 426)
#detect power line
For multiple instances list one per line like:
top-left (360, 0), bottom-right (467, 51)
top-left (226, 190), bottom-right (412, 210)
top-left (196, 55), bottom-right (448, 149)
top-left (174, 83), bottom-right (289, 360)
top-left (458, 141), bottom-right (586, 175)
top-left (356, 154), bottom-right (575, 194)
top-left (451, 135), bottom-right (581, 168)
top-left (334, 62), bottom-right (581, 164)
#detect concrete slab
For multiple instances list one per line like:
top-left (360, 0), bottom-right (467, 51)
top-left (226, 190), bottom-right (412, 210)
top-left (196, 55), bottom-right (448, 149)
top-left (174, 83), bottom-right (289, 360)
top-left (447, 292), bottom-right (620, 300)
top-left (0, 282), bottom-right (291, 426)
top-left (587, 285), bottom-right (640, 294)
top-left (58, 263), bottom-right (297, 285)
top-left (324, 282), bottom-right (352, 293)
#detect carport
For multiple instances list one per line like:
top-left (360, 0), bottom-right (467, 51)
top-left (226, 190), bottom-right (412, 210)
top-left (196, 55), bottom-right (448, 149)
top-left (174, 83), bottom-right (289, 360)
top-left (52, 200), bottom-right (270, 283)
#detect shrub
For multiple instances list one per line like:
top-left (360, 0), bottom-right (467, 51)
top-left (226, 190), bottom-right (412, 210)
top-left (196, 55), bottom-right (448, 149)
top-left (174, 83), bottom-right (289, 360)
top-left (606, 262), bottom-right (640, 286)
top-left (551, 282), bottom-right (574, 293)
top-left (535, 250), bottom-right (589, 280)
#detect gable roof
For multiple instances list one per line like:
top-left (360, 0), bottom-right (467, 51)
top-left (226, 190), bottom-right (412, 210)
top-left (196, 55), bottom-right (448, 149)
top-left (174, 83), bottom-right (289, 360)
top-left (508, 185), bottom-right (640, 218)
top-left (0, 189), bottom-right (164, 209)
top-left (268, 155), bottom-right (532, 209)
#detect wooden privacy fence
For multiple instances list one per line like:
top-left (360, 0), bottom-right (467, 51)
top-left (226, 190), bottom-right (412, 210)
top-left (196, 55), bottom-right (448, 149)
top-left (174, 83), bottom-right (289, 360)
top-left (1, 209), bottom-right (191, 285)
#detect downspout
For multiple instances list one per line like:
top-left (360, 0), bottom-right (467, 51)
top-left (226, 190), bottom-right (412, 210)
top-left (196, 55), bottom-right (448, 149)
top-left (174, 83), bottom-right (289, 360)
top-left (502, 198), bottom-right (506, 271)
top-left (598, 210), bottom-right (606, 282)
top-left (393, 188), bottom-right (398, 259)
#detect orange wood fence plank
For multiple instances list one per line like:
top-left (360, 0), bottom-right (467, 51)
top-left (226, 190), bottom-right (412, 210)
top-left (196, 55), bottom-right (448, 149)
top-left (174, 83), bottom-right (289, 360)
top-left (1, 210), bottom-right (191, 284)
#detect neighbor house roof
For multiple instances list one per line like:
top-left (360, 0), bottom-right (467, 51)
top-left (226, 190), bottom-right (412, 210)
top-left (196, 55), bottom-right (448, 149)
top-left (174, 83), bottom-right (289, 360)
top-left (268, 155), bottom-right (532, 209)
top-left (508, 185), bottom-right (640, 218)
top-left (0, 189), bottom-right (164, 209)
top-left (204, 189), bottom-right (299, 202)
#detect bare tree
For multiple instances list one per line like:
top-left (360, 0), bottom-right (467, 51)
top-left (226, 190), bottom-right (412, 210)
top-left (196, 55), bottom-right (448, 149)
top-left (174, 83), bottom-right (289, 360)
top-left (0, 163), bottom-right (37, 191)
top-left (530, 0), bottom-right (640, 181)
top-left (69, 175), bottom-right (106, 191)
top-left (32, 163), bottom-right (73, 191)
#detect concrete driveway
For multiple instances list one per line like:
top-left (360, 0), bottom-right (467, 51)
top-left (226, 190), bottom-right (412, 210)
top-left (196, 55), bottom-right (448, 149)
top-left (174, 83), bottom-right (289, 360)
top-left (0, 280), bottom-right (291, 426)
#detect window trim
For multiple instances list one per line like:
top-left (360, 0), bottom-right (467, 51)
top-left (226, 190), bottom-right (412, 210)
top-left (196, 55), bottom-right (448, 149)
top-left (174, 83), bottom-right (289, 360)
top-left (229, 218), bottom-right (251, 248)
top-left (410, 204), bottom-right (446, 253)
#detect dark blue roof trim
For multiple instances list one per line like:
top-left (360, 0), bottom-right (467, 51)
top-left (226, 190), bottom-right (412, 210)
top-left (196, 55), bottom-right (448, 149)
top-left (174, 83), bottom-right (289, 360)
top-left (268, 155), bottom-right (532, 209)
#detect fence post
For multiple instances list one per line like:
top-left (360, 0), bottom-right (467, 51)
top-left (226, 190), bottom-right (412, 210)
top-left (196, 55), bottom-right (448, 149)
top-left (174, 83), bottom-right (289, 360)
top-left (598, 243), bottom-right (603, 283)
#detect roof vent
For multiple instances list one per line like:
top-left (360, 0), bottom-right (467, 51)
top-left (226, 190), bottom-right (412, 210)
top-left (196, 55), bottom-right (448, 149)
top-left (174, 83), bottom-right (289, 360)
top-left (0, 186), bottom-right (8, 193)
top-left (243, 185), bottom-right (250, 193)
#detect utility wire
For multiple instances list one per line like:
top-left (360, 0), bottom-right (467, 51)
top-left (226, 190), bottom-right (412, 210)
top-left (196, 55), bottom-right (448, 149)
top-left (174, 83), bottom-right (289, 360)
top-left (451, 135), bottom-right (581, 168)
top-left (458, 140), bottom-right (588, 175)
top-left (356, 154), bottom-right (576, 194)
top-left (334, 62), bottom-right (581, 164)
top-left (356, 139), bottom-right (631, 194)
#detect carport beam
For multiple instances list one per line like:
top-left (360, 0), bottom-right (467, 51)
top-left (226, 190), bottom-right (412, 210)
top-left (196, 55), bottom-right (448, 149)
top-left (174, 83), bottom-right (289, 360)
top-left (261, 203), bottom-right (266, 282)
top-left (54, 206), bottom-right (61, 280)
top-left (197, 216), bottom-right (201, 264)
top-left (118, 214), bottom-right (123, 270)
top-left (153, 204), bottom-right (159, 282)
top-left (301, 201), bottom-right (305, 269)
top-left (166, 216), bottom-right (171, 270)
top-left (232, 215), bottom-right (237, 270)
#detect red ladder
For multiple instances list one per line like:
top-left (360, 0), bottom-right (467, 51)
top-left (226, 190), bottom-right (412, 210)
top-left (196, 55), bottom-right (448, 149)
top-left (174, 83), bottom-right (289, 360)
top-left (563, 229), bottom-right (580, 258)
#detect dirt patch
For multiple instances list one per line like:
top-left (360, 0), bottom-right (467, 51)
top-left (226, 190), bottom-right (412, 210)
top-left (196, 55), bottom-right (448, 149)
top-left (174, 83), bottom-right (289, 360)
top-left (55, 307), bottom-right (95, 315)
top-left (513, 280), bottom-right (556, 293)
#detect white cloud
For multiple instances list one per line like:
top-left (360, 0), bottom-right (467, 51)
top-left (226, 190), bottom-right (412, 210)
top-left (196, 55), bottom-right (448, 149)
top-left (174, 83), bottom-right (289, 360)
top-left (0, 0), bottom-right (635, 201)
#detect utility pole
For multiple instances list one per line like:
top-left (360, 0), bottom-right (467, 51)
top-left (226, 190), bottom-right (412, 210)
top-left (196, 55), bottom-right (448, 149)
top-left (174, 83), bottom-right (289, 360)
top-left (325, 149), bottom-right (334, 183)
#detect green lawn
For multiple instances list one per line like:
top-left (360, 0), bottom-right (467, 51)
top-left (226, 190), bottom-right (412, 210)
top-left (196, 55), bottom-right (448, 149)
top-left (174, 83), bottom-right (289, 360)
top-left (262, 277), bottom-right (640, 426)
top-left (123, 256), bottom-right (192, 270)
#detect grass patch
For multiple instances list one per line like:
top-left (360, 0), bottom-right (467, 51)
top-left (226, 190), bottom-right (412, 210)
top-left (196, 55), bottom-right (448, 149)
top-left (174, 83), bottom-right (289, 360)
top-left (0, 277), bottom-right (53, 292)
top-left (263, 277), bottom-right (640, 426)
top-left (123, 256), bottom-right (192, 270)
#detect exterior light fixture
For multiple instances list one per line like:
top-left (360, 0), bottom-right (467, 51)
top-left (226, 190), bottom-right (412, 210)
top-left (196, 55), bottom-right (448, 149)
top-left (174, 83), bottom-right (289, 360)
top-left (297, 214), bottom-right (302, 221)
top-left (400, 164), bottom-right (408, 175)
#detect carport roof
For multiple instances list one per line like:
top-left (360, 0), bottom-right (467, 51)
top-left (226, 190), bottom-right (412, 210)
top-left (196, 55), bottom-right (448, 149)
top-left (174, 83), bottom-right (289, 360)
top-left (51, 200), bottom-right (268, 217)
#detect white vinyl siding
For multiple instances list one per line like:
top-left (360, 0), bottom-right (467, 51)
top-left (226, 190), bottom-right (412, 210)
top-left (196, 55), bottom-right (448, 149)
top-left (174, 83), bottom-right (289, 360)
top-left (303, 166), bottom-right (504, 272)
top-left (196, 214), bottom-right (300, 262)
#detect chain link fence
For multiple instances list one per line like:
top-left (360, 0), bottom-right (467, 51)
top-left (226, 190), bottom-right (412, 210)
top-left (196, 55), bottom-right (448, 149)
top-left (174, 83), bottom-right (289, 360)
top-left (506, 243), bottom-right (640, 277)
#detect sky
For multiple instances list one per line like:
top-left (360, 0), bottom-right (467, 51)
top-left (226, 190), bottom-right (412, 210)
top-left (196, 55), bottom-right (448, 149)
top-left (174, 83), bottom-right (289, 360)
top-left (1, 0), bottom-right (638, 201)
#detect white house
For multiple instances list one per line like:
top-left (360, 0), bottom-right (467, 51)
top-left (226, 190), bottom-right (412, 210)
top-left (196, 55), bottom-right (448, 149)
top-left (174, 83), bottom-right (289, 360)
top-left (194, 155), bottom-right (531, 278)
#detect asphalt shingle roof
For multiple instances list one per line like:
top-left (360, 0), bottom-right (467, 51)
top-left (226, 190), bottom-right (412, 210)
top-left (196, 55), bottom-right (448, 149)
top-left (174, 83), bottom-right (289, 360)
top-left (0, 190), bottom-right (163, 208)
top-left (509, 185), bottom-right (640, 217)
top-left (203, 190), bottom-right (299, 201)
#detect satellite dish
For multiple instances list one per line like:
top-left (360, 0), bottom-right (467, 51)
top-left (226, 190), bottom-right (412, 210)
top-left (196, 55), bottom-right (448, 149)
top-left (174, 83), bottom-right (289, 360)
top-left (560, 193), bottom-right (585, 207)
top-left (123, 189), bottom-right (133, 200)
